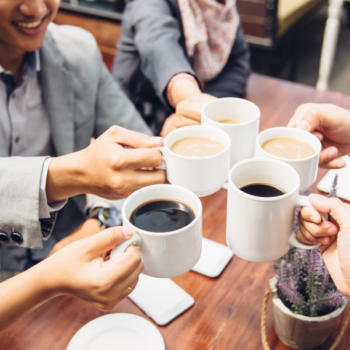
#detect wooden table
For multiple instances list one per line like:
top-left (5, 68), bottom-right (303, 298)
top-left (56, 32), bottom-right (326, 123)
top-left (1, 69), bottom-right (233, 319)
top-left (1, 74), bottom-right (350, 350)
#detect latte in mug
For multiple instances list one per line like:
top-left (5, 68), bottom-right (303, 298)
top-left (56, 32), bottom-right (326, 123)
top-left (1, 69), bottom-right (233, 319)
top-left (261, 137), bottom-right (315, 160)
top-left (217, 119), bottom-right (241, 125)
top-left (170, 136), bottom-right (225, 158)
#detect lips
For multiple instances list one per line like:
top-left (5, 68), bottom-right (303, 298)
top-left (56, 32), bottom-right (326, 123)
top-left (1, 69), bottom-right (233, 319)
top-left (12, 17), bottom-right (47, 36)
top-left (14, 20), bottom-right (42, 29)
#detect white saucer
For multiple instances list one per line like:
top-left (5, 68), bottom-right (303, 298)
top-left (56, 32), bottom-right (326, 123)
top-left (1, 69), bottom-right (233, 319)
top-left (67, 313), bottom-right (165, 350)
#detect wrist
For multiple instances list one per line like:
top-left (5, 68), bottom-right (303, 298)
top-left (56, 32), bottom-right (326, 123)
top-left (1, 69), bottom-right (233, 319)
top-left (29, 260), bottom-right (61, 301)
top-left (170, 76), bottom-right (201, 107)
top-left (46, 150), bottom-right (87, 203)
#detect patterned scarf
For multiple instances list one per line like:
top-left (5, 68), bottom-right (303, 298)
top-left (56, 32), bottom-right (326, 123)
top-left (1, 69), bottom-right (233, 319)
top-left (177, 0), bottom-right (239, 82)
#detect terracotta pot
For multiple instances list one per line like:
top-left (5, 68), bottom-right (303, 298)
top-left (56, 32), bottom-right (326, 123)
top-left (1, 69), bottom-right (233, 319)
top-left (270, 276), bottom-right (346, 349)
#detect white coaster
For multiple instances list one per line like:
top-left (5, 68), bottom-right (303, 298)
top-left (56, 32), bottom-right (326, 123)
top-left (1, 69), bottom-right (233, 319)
top-left (191, 238), bottom-right (234, 278)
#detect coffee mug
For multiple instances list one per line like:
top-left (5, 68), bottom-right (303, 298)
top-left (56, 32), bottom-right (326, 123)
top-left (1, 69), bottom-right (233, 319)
top-left (201, 98), bottom-right (260, 168)
top-left (255, 127), bottom-right (322, 192)
top-left (155, 125), bottom-right (231, 197)
top-left (226, 158), bottom-right (326, 263)
top-left (110, 184), bottom-right (202, 278)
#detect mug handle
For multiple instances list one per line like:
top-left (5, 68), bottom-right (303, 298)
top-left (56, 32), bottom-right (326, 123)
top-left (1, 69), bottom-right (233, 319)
top-left (289, 195), bottom-right (328, 250)
top-left (110, 233), bottom-right (143, 261)
top-left (153, 146), bottom-right (166, 170)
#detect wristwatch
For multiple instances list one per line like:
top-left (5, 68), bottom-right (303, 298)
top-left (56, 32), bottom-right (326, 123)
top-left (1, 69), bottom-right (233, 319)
top-left (87, 207), bottom-right (122, 229)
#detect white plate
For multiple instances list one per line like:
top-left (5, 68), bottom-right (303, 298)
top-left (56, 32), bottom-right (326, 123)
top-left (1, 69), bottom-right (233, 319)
top-left (67, 313), bottom-right (165, 350)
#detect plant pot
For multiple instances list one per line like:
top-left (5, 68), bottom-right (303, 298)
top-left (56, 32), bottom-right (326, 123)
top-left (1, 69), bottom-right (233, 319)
top-left (270, 276), bottom-right (346, 349)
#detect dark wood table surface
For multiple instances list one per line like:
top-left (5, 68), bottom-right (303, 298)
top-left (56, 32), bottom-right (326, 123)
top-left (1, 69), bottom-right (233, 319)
top-left (1, 74), bottom-right (350, 350)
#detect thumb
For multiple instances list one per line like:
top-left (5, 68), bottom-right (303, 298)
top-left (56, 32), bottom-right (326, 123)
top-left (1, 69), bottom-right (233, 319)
top-left (107, 126), bottom-right (164, 149)
top-left (309, 194), bottom-right (350, 227)
top-left (294, 104), bottom-right (342, 134)
top-left (295, 108), bottom-right (325, 133)
top-left (84, 226), bottom-right (135, 256)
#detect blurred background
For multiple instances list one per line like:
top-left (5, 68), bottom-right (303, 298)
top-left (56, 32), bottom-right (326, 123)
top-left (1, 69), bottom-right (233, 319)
top-left (59, 0), bottom-right (350, 95)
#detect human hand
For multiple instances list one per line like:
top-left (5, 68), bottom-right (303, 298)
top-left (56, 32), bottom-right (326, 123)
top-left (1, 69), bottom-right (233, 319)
top-left (47, 219), bottom-right (101, 258)
top-left (44, 226), bottom-right (143, 310)
top-left (174, 93), bottom-right (217, 129)
top-left (46, 126), bottom-right (166, 202)
top-left (160, 94), bottom-right (217, 137)
top-left (297, 194), bottom-right (350, 297)
top-left (288, 103), bottom-right (350, 169)
top-left (160, 114), bottom-right (177, 137)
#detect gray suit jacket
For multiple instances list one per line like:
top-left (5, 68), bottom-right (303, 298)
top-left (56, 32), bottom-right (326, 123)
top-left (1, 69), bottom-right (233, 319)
top-left (0, 24), bottom-right (151, 267)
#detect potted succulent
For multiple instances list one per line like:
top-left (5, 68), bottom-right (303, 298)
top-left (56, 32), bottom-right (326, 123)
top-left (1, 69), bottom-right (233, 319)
top-left (262, 177), bottom-right (350, 349)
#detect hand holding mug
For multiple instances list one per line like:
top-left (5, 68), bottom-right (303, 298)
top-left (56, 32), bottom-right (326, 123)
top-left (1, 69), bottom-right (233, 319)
top-left (298, 194), bottom-right (350, 298)
top-left (47, 126), bottom-right (166, 203)
top-left (288, 103), bottom-right (350, 169)
top-left (0, 227), bottom-right (143, 332)
top-left (160, 94), bottom-right (218, 137)
top-left (174, 93), bottom-right (217, 128)
top-left (45, 226), bottom-right (143, 310)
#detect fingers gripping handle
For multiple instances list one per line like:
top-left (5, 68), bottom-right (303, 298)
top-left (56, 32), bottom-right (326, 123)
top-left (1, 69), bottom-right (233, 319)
top-left (153, 146), bottom-right (166, 170)
top-left (289, 195), bottom-right (327, 250)
top-left (110, 234), bottom-right (142, 261)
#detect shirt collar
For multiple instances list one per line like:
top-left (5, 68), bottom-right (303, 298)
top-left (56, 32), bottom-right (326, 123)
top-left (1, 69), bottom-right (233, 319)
top-left (0, 50), bottom-right (40, 76)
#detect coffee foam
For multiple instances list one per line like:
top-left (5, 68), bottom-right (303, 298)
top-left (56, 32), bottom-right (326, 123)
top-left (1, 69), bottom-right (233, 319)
top-left (170, 136), bottom-right (225, 158)
top-left (261, 137), bottom-right (315, 160)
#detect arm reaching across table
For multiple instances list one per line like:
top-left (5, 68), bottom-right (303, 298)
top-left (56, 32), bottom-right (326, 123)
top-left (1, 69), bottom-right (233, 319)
top-left (288, 103), bottom-right (350, 169)
top-left (46, 125), bottom-right (165, 203)
top-left (0, 226), bottom-right (143, 332)
top-left (0, 126), bottom-right (165, 249)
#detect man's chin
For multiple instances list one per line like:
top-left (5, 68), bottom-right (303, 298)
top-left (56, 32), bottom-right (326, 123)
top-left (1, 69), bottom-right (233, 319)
top-left (16, 37), bottom-right (46, 53)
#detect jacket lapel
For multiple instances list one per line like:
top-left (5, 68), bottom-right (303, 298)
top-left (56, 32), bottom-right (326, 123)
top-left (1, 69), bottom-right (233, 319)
top-left (38, 31), bottom-right (75, 156)
top-left (0, 129), bottom-right (9, 157)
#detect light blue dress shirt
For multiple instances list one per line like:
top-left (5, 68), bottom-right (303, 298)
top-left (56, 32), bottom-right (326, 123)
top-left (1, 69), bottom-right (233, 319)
top-left (0, 51), bottom-right (66, 219)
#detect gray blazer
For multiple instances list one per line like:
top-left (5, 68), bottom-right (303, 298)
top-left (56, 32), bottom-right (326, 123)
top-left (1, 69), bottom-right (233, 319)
top-left (113, 0), bottom-right (251, 135)
top-left (0, 24), bottom-right (151, 267)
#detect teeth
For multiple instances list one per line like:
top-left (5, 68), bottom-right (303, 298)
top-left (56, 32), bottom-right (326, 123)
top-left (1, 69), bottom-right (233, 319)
top-left (16, 20), bottom-right (42, 29)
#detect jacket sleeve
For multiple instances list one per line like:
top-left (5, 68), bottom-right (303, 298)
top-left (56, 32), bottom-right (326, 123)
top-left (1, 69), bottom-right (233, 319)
top-left (95, 60), bottom-right (153, 137)
top-left (0, 157), bottom-right (58, 249)
top-left (203, 24), bottom-right (251, 98)
top-left (123, 0), bottom-right (195, 106)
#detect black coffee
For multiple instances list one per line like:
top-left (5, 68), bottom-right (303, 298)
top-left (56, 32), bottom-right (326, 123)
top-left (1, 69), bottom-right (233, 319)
top-left (130, 199), bottom-right (195, 233)
top-left (240, 183), bottom-right (286, 197)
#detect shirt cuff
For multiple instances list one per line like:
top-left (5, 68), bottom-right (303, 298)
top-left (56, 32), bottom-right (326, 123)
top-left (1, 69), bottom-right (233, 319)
top-left (39, 158), bottom-right (68, 219)
top-left (166, 73), bottom-right (199, 108)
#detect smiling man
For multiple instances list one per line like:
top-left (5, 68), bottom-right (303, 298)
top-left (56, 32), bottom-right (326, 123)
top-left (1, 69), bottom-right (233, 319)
top-left (0, 0), bottom-right (162, 277)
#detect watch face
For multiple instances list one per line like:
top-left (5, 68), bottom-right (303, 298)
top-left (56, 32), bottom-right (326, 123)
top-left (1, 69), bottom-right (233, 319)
top-left (102, 208), bottom-right (122, 227)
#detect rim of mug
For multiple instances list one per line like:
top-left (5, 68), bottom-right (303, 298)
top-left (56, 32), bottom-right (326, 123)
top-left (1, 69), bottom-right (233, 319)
top-left (256, 127), bottom-right (322, 163)
top-left (163, 125), bottom-right (231, 160)
top-left (122, 184), bottom-right (203, 236)
top-left (228, 158), bottom-right (300, 202)
top-left (202, 97), bottom-right (261, 127)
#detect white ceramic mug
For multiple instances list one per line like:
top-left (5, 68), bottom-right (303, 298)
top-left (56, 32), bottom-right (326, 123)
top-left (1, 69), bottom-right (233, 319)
top-left (155, 125), bottom-right (231, 197)
top-left (226, 158), bottom-right (326, 263)
top-left (110, 184), bottom-right (202, 278)
top-left (255, 127), bottom-right (322, 192)
top-left (201, 98), bottom-right (260, 168)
